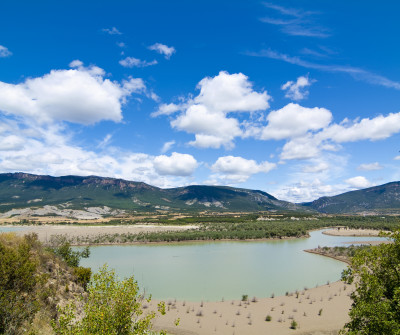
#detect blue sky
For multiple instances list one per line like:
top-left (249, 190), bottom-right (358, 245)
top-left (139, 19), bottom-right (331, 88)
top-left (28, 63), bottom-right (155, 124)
top-left (1, 0), bottom-right (400, 202)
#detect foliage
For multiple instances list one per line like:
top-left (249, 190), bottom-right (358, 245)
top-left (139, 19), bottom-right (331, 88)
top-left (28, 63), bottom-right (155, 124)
top-left (73, 266), bottom-right (92, 290)
top-left (0, 233), bottom-right (39, 334)
top-left (52, 265), bottom-right (166, 335)
top-left (341, 231), bottom-right (400, 334)
top-left (290, 320), bottom-right (298, 329)
top-left (48, 235), bottom-right (90, 267)
top-left (68, 216), bottom-right (400, 245)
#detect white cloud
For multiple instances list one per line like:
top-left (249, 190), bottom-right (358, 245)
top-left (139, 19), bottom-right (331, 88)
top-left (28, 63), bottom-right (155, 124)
top-left (116, 42), bottom-right (126, 48)
top-left (194, 71), bottom-right (270, 113)
top-left (148, 43), bottom-right (176, 59)
top-left (0, 61), bottom-right (147, 125)
top-left (0, 119), bottom-right (198, 188)
top-left (0, 45), bottom-right (12, 58)
top-left (119, 57), bottom-right (157, 68)
top-left (153, 152), bottom-right (198, 176)
top-left (211, 156), bottom-right (276, 182)
top-left (357, 162), bottom-right (383, 171)
top-left (151, 103), bottom-right (184, 117)
top-left (163, 71), bottom-right (270, 149)
top-left (273, 179), bottom-right (345, 203)
top-left (281, 75), bottom-right (314, 101)
top-left (321, 113), bottom-right (400, 142)
top-left (345, 176), bottom-right (372, 189)
top-left (161, 140), bottom-right (175, 153)
top-left (261, 103), bottom-right (332, 140)
top-left (171, 104), bottom-right (242, 149)
top-left (280, 135), bottom-right (321, 160)
top-left (102, 27), bottom-right (122, 35)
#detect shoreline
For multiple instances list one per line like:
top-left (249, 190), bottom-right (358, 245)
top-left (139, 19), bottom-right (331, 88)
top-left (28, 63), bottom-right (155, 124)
top-left (304, 249), bottom-right (351, 265)
top-left (0, 223), bottom-right (310, 246)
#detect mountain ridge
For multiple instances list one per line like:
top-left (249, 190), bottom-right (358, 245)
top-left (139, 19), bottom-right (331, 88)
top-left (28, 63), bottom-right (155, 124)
top-left (1, 172), bottom-right (400, 216)
top-left (0, 172), bottom-right (302, 216)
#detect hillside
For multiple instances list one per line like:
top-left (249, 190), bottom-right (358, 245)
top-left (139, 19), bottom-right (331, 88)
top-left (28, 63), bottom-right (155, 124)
top-left (0, 173), bottom-right (302, 218)
top-left (303, 181), bottom-right (400, 214)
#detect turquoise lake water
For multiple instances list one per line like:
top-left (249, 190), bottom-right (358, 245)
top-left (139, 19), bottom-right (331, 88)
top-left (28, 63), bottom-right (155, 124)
top-left (76, 229), bottom-right (386, 301)
top-left (0, 226), bottom-right (386, 301)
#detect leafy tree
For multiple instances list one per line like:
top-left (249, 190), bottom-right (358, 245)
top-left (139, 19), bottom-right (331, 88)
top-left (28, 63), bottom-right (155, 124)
top-left (48, 236), bottom-right (90, 267)
top-left (52, 265), bottom-right (167, 335)
top-left (341, 231), bottom-right (400, 334)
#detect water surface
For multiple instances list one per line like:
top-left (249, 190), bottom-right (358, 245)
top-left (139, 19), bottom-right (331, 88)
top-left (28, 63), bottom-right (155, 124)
top-left (78, 229), bottom-right (386, 301)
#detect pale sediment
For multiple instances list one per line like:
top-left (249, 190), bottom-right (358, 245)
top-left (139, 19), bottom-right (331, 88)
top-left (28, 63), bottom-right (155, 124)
top-left (150, 281), bottom-right (353, 335)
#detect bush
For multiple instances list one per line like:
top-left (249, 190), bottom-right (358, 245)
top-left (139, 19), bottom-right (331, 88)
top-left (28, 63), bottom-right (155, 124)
top-left (48, 236), bottom-right (89, 268)
top-left (265, 315), bottom-right (272, 322)
top-left (73, 266), bottom-right (92, 290)
top-left (290, 320), bottom-right (298, 329)
top-left (0, 233), bottom-right (39, 334)
top-left (52, 265), bottom-right (166, 335)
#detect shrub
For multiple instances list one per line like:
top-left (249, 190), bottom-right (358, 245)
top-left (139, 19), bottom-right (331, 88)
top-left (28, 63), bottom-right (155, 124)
top-left (265, 315), bottom-right (272, 322)
top-left (290, 320), bottom-right (298, 329)
top-left (73, 266), bottom-right (92, 290)
top-left (0, 233), bottom-right (39, 334)
top-left (52, 265), bottom-right (166, 335)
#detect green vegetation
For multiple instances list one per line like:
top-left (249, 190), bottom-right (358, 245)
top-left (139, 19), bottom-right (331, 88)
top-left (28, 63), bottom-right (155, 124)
top-left (290, 320), bottom-right (298, 329)
top-left (0, 233), bottom-right (167, 335)
top-left (341, 231), bottom-right (400, 334)
top-left (0, 233), bottom-right (39, 334)
top-left (63, 216), bottom-right (400, 245)
top-left (52, 265), bottom-right (166, 335)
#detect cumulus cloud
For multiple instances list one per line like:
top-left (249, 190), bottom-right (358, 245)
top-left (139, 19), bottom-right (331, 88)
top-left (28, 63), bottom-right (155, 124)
top-left (211, 155), bottom-right (276, 182)
top-left (280, 135), bottom-right (322, 160)
top-left (345, 176), bottom-right (372, 189)
top-left (273, 179), bottom-right (345, 203)
top-left (273, 109), bottom-right (400, 161)
top-left (281, 75), bottom-right (314, 100)
top-left (0, 118), bottom-right (198, 188)
top-left (261, 103), bottom-right (332, 140)
top-left (102, 27), bottom-right (122, 35)
top-left (148, 43), bottom-right (176, 59)
top-left (321, 113), bottom-right (400, 142)
top-left (153, 152), bottom-right (198, 176)
top-left (0, 45), bottom-right (12, 58)
top-left (0, 61), bottom-right (146, 125)
top-left (171, 104), bottom-right (242, 149)
top-left (161, 71), bottom-right (271, 149)
top-left (119, 57), bottom-right (157, 68)
top-left (194, 72), bottom-right (270, 113)
top-left (357, 162), bottom-right (383, 171)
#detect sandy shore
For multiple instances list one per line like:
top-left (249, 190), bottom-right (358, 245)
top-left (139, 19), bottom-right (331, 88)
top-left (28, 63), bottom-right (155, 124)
top-left (323, 228), bottom-right (388, 237)
top-left (150, 281), bottom-right (353, 335)
top-left (2, 224), bottom-right (198, 242)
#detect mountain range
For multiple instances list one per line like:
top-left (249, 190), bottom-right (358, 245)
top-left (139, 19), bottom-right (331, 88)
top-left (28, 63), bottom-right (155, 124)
top-left (0, 172), bottom-right (399, 217)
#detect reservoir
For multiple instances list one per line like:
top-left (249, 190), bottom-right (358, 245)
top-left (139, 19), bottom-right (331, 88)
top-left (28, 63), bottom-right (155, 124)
top-left (77, 229), bottom-right (386, 301)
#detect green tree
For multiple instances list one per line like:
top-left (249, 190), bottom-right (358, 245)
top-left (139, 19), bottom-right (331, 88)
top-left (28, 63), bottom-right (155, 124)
top-left (52, 265), bottom-right (167, 335)
top-left (48, 236), bottom-right (90, 267)
top-left (341, 231), bottom-right (400, 334)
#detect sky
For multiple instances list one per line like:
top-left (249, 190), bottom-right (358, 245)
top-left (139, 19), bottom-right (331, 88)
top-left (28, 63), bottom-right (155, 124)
top-left (0, 0), bottom-right (400, 203)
